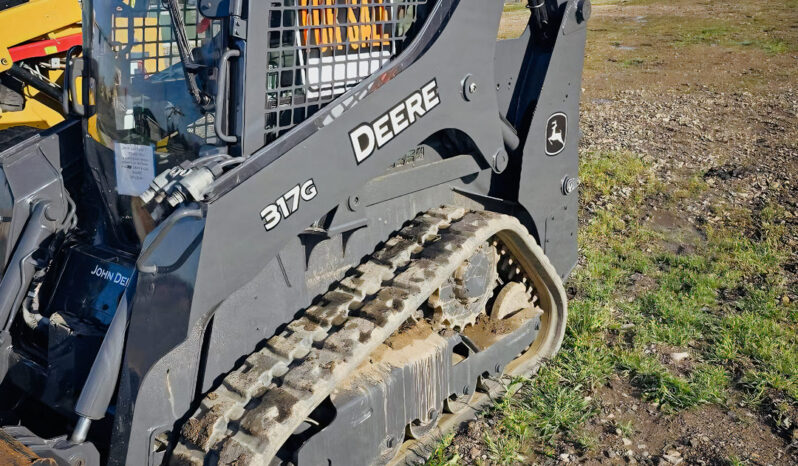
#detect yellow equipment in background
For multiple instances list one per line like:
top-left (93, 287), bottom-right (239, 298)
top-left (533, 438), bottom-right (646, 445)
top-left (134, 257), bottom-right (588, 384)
top-left (0, 0), bottom-right (81, 130)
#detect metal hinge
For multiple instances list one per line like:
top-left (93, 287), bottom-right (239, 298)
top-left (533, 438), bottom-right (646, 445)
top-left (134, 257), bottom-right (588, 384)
top-left (231, 17), bottom-right (247, 39)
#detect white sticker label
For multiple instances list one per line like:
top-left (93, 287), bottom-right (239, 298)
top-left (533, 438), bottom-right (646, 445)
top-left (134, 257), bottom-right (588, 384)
top-left (114, 143), bottom-right (155, 196)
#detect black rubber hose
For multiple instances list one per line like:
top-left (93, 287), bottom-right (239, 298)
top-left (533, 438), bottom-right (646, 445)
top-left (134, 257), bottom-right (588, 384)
top-left (529, 0), bottom-right (550, 30)
top-left (5, 64), bottom-right (63, 105)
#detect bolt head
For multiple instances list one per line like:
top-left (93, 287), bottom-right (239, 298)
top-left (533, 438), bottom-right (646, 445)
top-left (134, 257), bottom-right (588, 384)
top-left (562, 176), bottom-right (580, 195)
top-left (577, 0), bottom-right (592, 23)
top-left (463, 75), bottom-right (477, 101)
top-left (492, 150), bottom-right (509, 174)
top-left (348, 194), bottom-right (361, 211)
top-left (0, 58), bottom-right (8, 65)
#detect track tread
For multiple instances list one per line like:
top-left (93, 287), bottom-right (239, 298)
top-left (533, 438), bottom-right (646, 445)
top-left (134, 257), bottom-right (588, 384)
top-left (171, 207), bottom-right (555, 465)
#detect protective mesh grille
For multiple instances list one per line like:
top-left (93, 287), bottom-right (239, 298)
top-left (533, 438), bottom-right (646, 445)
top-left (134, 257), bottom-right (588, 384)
top-left (264, 0), bottom-right (429, 144)
top-left (110, 0), bottom-right (219, 142)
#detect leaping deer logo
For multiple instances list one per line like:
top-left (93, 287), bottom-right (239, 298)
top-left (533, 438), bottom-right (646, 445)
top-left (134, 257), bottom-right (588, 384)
top-left (546, 113), bottom-right (567, 155)
top-left (548, 120), bottom-right (564, 147)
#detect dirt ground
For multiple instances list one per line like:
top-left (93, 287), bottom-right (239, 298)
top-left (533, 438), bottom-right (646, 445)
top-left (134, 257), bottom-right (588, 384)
top-left (440, 1), bottom-right (798, 465)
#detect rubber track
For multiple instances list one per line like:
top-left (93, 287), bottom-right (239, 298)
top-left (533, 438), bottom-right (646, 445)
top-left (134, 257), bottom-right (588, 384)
top-left (172, 208), bottom-right (535, 465)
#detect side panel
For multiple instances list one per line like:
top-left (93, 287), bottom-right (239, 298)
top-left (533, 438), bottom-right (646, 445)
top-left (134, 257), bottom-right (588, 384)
top-left (512, 1), bottom-right (587, 278)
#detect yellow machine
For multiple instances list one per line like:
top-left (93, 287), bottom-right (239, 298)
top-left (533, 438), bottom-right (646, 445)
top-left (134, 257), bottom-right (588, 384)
top-left (0, 0), bottom-right (81, 130)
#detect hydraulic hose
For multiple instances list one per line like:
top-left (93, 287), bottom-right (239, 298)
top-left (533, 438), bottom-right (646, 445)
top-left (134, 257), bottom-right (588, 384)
top-left (529, 0), bottom-right (550, 29)
top-left (6, 64), bottom-right (63, 105)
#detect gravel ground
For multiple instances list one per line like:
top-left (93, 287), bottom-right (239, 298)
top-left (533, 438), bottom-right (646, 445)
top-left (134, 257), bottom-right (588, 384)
top-left (581, 88), bottom-right (798, 260)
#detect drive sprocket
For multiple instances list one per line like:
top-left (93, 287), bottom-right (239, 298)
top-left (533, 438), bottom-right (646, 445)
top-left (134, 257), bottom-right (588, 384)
top-left (427, 242), bottom-right (498, 329)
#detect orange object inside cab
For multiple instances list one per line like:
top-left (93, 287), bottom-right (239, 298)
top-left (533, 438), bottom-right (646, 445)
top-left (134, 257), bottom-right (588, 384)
top-left (299, 0), bottom-right (392, 53)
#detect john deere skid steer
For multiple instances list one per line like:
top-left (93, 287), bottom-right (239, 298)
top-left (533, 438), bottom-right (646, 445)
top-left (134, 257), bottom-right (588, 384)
top-left (0, 0), bottom-right (589, 464)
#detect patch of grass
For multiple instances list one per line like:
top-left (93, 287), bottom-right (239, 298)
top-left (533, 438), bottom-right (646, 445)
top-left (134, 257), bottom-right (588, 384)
top-left (579, 150), bottom-right (653, 206)
top-left (621, 58), bottom-right (646, 68)
top-left (483, 430), bottom-right (526, 464)
top-left (741, 38), bottom-right (790, 54)
top-left (726, 454), bottom-right (748, 466)
top-left (674, 26), bottom-right (734, 47)
top-left (668, 20), bottom-right (794, 54)
top-left (690, 365), bottom-right (731, 404)
top-left (670, 172), bottom-right (708, 202)
top-left (723, 308), bottom-right (798, 400)
top-left (556, 341), bottom-right (615, 392)
top-left (621, 205), bottom-right (795, 406)
top-left (618, 352), bottom-right (703, 410)
top-left (426, 433), bottom-right (460, 466)
top-left (615, 419), bottom-right (635, 437)
top-left (491, 368), bottom-right (597, 450)
top-left (572, 430), bottom-right (598, 452)
top-left (502, 2), bottom-right (527, 13)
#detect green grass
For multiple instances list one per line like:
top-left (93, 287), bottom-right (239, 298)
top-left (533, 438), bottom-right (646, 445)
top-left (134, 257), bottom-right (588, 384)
top-left (428, 147), bottom-right (796, 463)
top-left (615, 419), bottom-right (634, 437)
top-left (727, 454), bottom-right (748, 466)
top-left (588, 2), bottom-right (797, 66)
top-left (426, 433), bottom-right (460, 466)
top-left (673, 25), bottom-right (735, 47)
top-left (666, 19), bottom-right (794, 55)
top-left (620, 58), bottom-right (646, 68)
top-left (741, 38), bottom-right (790, 54)
top-left (502, 2), bottom-right (528, 13)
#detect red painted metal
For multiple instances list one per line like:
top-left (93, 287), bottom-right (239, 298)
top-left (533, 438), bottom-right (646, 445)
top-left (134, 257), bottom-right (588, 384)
top-left (8, 32), bottom-right (82, 62)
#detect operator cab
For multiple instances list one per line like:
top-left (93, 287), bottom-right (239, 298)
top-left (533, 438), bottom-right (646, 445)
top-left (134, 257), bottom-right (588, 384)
top-left (80, 0), bottom-right (225, 248)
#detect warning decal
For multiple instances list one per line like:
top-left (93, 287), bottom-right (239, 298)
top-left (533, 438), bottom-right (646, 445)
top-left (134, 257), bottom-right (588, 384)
top-left (114, 143), bottom-right (155, 196)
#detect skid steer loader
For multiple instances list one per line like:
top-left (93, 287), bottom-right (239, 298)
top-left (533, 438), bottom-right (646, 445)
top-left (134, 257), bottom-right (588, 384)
top-left (0, 0), bottom-right (589, 464)
top-left (0, 0), bottom-right (82, 131)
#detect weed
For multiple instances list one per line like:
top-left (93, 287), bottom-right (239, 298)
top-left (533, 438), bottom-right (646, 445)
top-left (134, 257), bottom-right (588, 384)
top-left (426, 433), bottom-right (459, 466)
top-left (726, 455), bottom-right (748, 466)
top-left (621, 58), bottom-right (645, 68)
top-left (615, 419), bottom-right (635, 437)
top-left (674, 26), bottom-right (733, 47)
